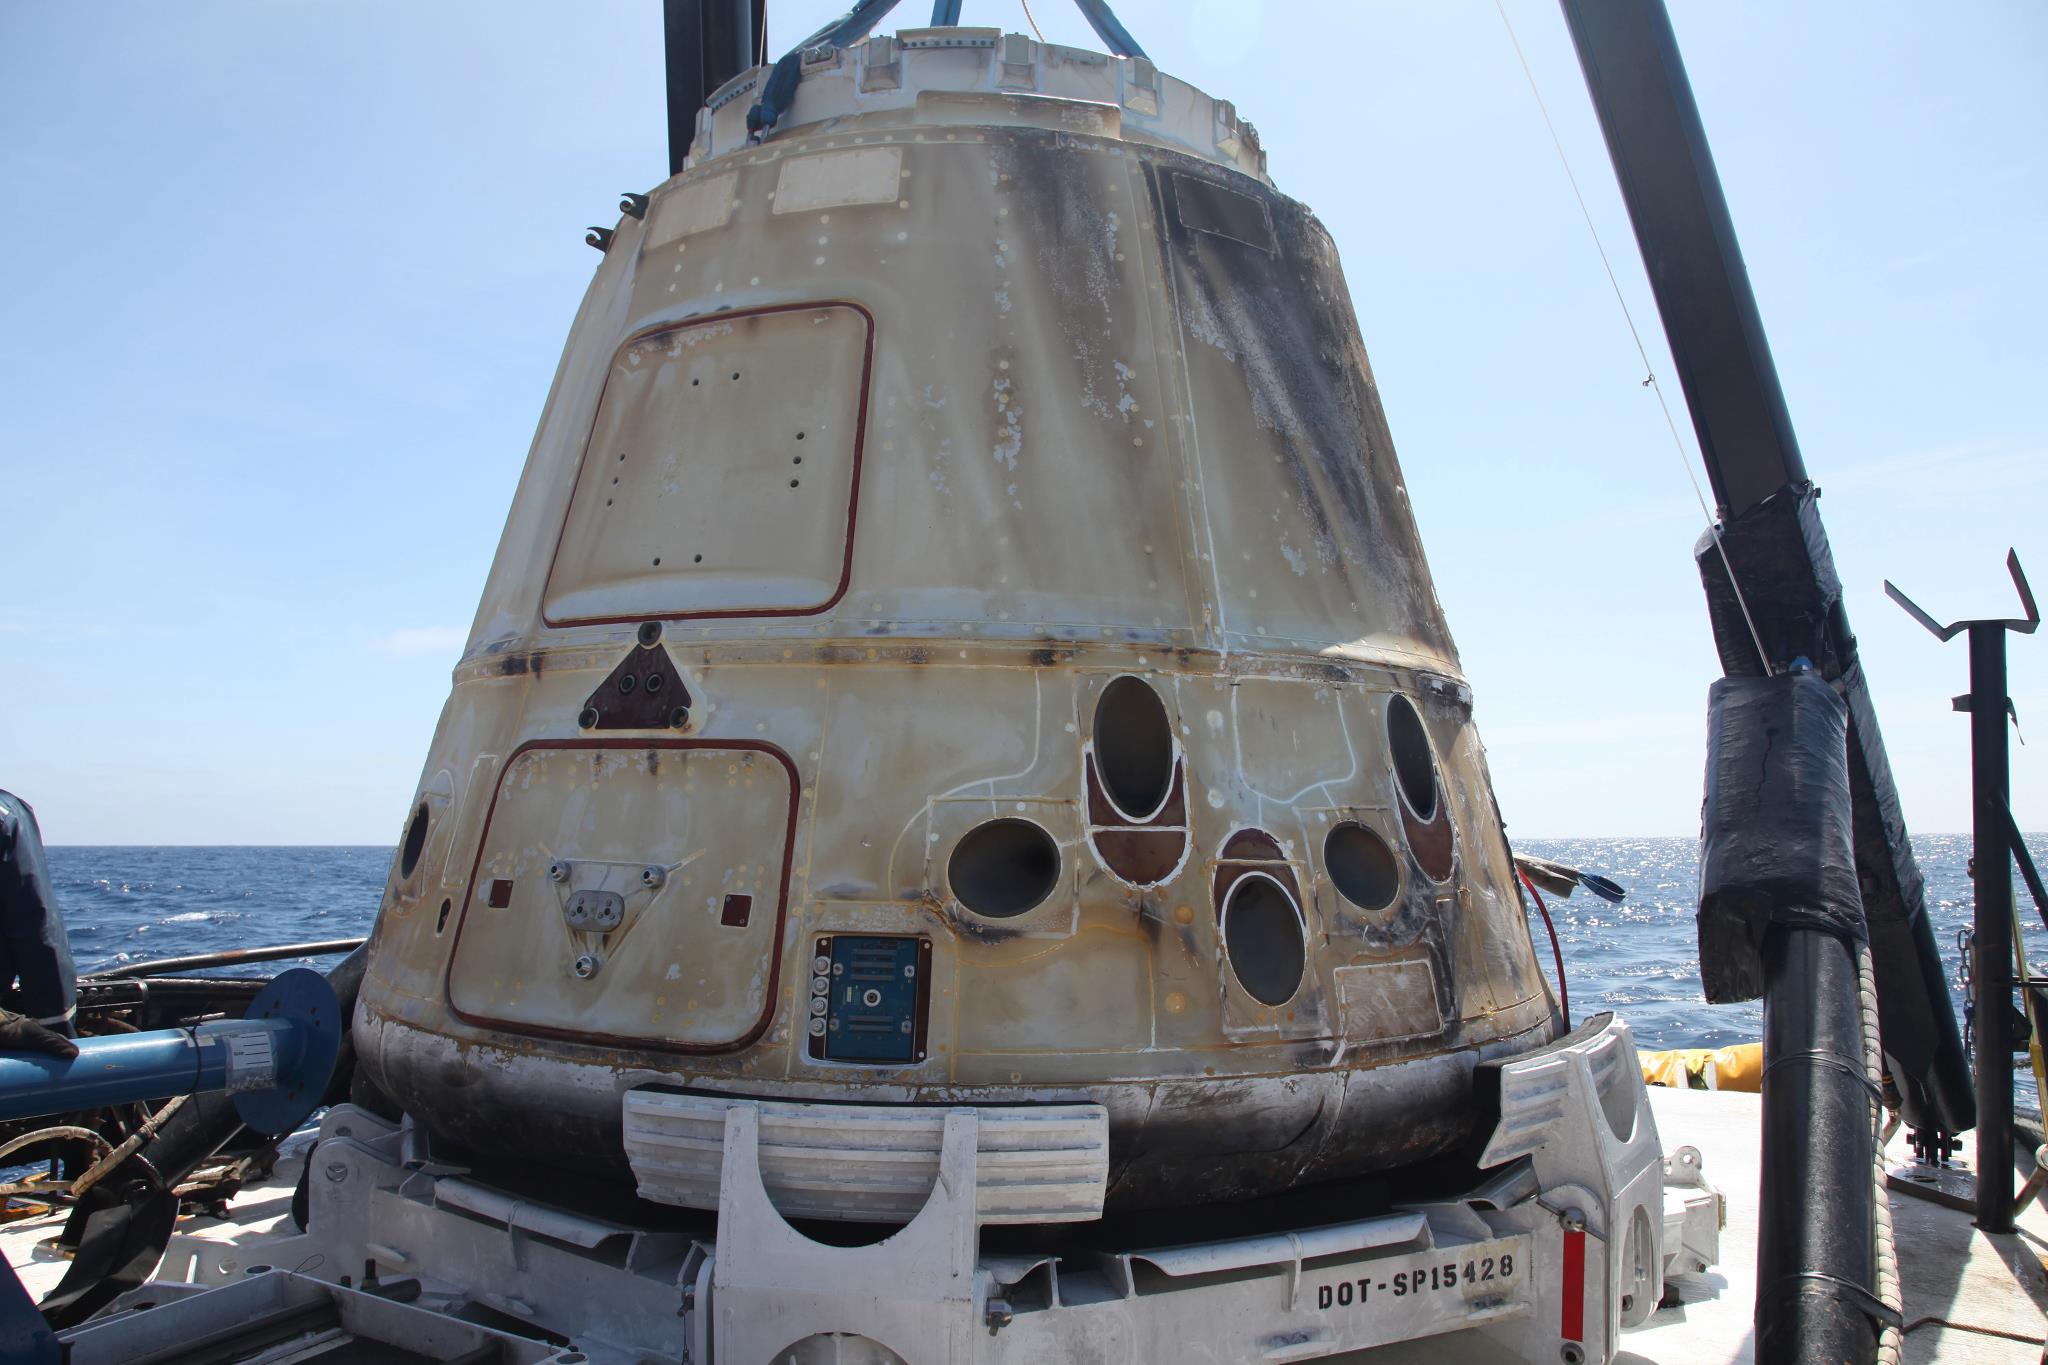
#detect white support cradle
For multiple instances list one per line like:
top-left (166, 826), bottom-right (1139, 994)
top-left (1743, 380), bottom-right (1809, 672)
top-left (21, 1014), bottom-right (1734, 1364)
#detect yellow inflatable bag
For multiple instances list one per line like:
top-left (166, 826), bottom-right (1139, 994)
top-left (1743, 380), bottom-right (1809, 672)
top-left (1640, 1043), bottom-right (1763, 1092)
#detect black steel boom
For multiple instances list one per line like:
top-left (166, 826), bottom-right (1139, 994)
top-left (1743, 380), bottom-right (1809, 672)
top-left (1560, 3), bottom-right (1977, 1361)
top-left (664, 0), bottom-right (763, 177)
top-left (1557, 0), bottom-right (1972, 1135)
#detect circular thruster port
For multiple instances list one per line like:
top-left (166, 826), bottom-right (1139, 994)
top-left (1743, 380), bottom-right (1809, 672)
top-left (948, 818), bottom-right (1060, 918)
top-left (1325, 822), bottom-right (1400, 911)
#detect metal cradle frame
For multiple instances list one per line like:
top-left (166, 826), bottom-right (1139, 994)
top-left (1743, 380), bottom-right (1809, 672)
top-left (68, 1013), bottom-right (1715, 1364)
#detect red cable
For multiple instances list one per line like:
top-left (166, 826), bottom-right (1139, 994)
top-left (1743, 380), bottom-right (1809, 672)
top-left (1517, 866), bottom-right (1571, 1028)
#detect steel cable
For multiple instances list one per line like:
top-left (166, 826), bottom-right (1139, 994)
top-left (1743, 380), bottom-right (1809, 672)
top-left (1492, 1), bottom-right (1774, 675)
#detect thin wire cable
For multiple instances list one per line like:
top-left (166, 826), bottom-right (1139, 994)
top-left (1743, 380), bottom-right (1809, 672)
top-left (1020, 0), bottom-right (1045, 42)
top-left (1493, 1), bottom-right (1774, 676)
top-left (1903, 1318), bottom-right (2047, 1347)
top-left (1517, 866), bottom-right (1571, 1028)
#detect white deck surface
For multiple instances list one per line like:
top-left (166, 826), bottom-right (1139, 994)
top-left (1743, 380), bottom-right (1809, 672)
top-left (1353, 1087), bottom-right (2047, 1364)
top-left (4, 1088), bottom-right (2044, 1362)
top-left (1634, 1087), bottom-right (2046, 1364)
top-left (1630, 1088), bottom-right (2045, 1365)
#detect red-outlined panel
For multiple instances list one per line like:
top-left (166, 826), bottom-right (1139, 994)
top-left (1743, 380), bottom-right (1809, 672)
top-left (540, 300), bottom-right (876, 627)
top-left (442, 737), bottom-right (800, 1055)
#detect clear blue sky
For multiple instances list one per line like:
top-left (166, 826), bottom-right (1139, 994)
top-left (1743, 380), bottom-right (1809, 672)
top-left (2, 2), bottom-right (2041, 844)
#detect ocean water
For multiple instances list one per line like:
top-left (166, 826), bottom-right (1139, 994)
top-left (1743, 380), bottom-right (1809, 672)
top-left (49, 846), bottom-right (390, 978)
top-left (1522, 834), bottom-right (2048, 1056)
top-left (39, 836), bottom-right (2048, 1088)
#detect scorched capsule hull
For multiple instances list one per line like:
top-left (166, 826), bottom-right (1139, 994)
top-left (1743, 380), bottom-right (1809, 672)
top-left (352, 30), bottom-right (1560, 1214)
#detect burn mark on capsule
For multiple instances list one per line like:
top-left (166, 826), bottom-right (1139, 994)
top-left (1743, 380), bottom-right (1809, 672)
top-left (948, 916), bottom-right (1024, 946)
top-left (1144, 154), bottom-right (1454, 651)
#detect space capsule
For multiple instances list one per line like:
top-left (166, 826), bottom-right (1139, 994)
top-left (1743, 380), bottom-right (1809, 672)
top-left (353, 29), bottom-right (1560, 1215)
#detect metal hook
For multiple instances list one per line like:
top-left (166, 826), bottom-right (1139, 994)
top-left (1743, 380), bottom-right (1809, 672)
top-left (1883, 549), bottom-right (2039, 642)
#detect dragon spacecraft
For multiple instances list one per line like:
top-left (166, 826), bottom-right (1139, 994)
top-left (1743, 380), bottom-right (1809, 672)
top-left (352, 26), bottom-right (1561, 1218)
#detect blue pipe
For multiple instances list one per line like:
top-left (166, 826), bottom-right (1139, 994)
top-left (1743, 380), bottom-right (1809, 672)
top-left (0, 970), bottom-right (339, 1360)
top-left (0, 1019), bottom-right (299, 1123)
top-left (0, 967), bottom-right (341, 1137)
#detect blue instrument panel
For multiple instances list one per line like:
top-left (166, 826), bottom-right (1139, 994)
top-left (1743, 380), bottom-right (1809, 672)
top-left (809, 934), bottom-right (931, 1064)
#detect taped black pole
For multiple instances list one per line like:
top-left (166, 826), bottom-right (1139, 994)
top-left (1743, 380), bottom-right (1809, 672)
top-left (1968, 622), bottom-right (2016, 1232)
top-left (1700, 670), bottom-right (1886, 1364)
top-left (1756, 928), bottom-right (1879, 1363)
top-left (1559, 0), bottom-right (1973, 1144)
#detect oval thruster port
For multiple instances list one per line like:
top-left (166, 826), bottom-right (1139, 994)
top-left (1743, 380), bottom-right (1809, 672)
top-left (1094, 676), bottom-right (1176, 818)
top-left (1386, 694), bottom-right (1439, 821)
top-left (399, 804), bottom-right (430, 879)
top-left (948, 818), bottom-right (1060, 918)
top-left (1221, 872), bottom-right (1306, 1006)
top-left (1325, 822), bottom-right (1400, 911)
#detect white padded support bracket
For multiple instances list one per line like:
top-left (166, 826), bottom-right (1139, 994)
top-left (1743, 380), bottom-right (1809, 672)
top-left (710, 1102), bottom-right (990, 1362)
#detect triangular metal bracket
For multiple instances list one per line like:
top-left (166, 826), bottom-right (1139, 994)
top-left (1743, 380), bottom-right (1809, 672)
top-left (578, 636), bottom-right (693, 731)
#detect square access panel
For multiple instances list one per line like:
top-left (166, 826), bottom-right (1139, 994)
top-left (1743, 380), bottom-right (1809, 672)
top-left (447, 742), bottom-right (795, 1052)
top-left (544, 303), bottom-right (871, 624)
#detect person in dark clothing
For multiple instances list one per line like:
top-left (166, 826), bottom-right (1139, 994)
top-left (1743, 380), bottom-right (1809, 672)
top-left (0, 790), bottom-right (79, 1060)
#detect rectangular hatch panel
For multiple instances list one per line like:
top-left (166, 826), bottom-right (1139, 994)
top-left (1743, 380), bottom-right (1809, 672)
top-left (447, 741), bottom-right (796, 1051)
top-left (543, 304), bottom-right (871, 624)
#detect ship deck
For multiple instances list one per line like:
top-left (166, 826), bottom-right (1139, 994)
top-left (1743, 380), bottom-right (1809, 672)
top-left (4, 1088), bottom-right (2044, 1363)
